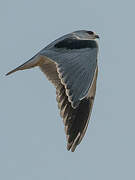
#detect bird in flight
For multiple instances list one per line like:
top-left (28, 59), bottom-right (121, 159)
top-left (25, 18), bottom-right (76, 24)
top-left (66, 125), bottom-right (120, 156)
top-left (6, 30), bottom-right (99, 152)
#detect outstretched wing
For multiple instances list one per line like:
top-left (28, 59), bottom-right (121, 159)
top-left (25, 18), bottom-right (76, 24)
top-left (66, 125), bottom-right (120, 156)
top-left (39, 57), bottom-right (98, 151)
top-left (40, 39), bottom-right (98, 108)
top-left (57, 66), bottom-right (98, 152)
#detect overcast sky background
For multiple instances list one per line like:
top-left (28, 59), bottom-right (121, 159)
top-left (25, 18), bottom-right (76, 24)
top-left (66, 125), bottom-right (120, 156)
top-left (1, 0), bottom-right (135, 179)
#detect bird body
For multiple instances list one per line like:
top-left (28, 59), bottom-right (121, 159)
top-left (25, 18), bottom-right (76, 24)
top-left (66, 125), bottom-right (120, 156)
top-left (6, 30), bottom-right (99, 152)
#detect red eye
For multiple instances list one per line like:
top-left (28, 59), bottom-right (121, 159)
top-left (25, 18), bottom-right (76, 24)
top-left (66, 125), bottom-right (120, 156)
top-left (87, 31), bottom-right (94, 35)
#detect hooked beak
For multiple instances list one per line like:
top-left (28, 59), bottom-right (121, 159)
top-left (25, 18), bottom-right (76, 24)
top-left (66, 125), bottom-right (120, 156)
top-left (95, 34), bottom-right (100, 39)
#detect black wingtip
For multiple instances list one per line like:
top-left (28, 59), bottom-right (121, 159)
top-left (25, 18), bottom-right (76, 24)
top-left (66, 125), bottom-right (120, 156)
top-left (67, 142), bottom-right (73, 151)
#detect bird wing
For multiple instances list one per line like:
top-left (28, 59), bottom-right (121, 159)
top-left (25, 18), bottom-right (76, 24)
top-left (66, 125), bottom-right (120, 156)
top-left (39, 57), bottom-right (98, 151)
top-left (56, 66), bottom-right (98, 152)
top-left (39, 46), bottom-right (98, 108)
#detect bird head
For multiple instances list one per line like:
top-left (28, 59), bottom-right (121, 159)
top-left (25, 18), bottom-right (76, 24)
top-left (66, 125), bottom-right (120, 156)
top-left (72, 30), bottom-right (99, 40)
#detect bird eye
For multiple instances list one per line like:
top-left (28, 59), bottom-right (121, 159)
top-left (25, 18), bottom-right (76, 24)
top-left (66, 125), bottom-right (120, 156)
top-left (87, 31), bottom-right (94, 35)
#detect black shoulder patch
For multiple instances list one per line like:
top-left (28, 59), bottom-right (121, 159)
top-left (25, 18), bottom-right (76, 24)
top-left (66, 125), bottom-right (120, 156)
top-left (55, 38), bottom-right (97, 49)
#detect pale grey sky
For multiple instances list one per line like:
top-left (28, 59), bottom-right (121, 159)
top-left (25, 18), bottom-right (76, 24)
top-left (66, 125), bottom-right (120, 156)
top-left (1, 0), bottom-right (135, 179)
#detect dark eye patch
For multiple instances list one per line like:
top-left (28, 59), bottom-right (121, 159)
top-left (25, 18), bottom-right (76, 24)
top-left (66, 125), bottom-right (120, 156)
top-left (87, 31), bottom-right (94, 35)
top-left (54, 38), bottom-right (97, 49)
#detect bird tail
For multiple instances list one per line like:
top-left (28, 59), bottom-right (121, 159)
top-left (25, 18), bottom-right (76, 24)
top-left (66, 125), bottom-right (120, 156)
top-left (6, 55), bottom-right (41, 76)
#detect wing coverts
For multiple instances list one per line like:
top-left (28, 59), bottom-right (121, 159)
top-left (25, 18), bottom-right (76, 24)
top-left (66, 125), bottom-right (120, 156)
top-left (40, 46), bottom-right (97, 108)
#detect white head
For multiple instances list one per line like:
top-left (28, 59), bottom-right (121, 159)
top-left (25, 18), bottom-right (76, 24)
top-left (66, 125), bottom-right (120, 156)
top-left (72, 30), bottom-right (99, 40)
